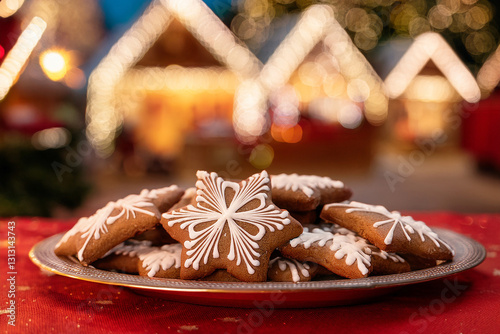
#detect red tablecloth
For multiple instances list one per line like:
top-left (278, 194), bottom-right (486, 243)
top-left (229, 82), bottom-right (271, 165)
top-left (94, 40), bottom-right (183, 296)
top-left (1, 213), bottom-right (499, 334)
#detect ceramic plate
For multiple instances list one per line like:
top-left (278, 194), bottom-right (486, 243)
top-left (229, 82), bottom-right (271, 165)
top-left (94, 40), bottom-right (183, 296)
top-left (30, 227), bottom-right (485, 308)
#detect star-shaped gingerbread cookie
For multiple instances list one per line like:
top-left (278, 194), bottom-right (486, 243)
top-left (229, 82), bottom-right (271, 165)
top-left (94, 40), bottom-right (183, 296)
top-left (161, 170), bottom-right (303, 282)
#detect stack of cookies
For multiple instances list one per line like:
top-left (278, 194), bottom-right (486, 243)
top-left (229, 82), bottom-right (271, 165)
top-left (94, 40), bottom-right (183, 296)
top-left (55, 171), bottom-right (454, 283)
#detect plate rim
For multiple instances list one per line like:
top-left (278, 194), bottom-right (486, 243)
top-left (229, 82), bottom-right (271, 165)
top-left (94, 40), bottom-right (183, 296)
top-left (29, 227), bottom-right (486, 294)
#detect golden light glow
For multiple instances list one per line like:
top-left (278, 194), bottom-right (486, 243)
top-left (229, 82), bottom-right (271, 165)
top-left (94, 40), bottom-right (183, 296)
top-left (384, 32), bottom-right (481, 103)
top-left (249, 144), bottom-right (274, 169)
top-left (0, 17), bottom-right (46, 101)
top-left (271, 124), bottom-right (303, 144)
top-left (322, 12), bottom-right (388, 124)
top-left (87, 0), bottom-right (261, 156)
top-left (116, 66), bottom-right (238, 125)
top-left (477, 44), bottom-right (500, 94)
top-left (233, 79), bottom-right (267, 143)
top-left (0, 0), bottom-right (25, 18)
top-left (235, 5), bottom-right (333, 143)
top-left (307, 98), bottom-right (364, 129)
top-left (31, 127), bottom-right (71, 150)
top-left (234, 4), bottom-right (388, 143)
top-left (39, 49), bottom-right (72, 81)
top-left (404, 75), bottom-right (459, 102)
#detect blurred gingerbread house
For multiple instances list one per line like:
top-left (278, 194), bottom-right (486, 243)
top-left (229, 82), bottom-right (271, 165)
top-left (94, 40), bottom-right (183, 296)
top-left (383, 32), bottom-right (481, 144)
top-left (232, 5), bottom-right (388, 172)
top-left (87, 0), bottom-right (261, 160)
top-left (234, 4), bottom-right (388, 145)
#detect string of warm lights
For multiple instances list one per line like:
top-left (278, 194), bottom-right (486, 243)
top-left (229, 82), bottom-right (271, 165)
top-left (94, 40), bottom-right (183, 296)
top-left (233, 0), bottom-right (496, 66)
top-left (235, 5), bottom-right (334, 143)
top-left (0, 0), bottom-right (25, 18)
top-left (233, 4), bottom-right (388, 143)
top-left (0, 16), bottom-right (47, 101)
top-left (477, 44), bottom-right (500, 95)
top-left (87, 0), bottom-right (261, 157)
top-left (384, 32), bottom-right (481, 104)
top-left (322, 15), bottom-right (388, 125)
top-left (87, 1), bottom-right (172, 157)
top-left (115, 66), bottom-right (239, 124)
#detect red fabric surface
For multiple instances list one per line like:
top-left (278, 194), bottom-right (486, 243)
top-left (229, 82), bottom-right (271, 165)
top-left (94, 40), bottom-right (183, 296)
top-left (1, 213), bottom-right (499, 334)
top-left (462, 94), bottom-right (500, 169)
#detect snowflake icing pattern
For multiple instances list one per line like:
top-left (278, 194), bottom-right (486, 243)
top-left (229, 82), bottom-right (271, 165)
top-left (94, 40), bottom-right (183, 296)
top-left (163, 170), bottom-right (291, 274)
top-left (289, 228), bottom-right (371, 275)
top-left (58, 194), bottom-right (157, 261)
top-left (327, 201), bottom-right (452, 252)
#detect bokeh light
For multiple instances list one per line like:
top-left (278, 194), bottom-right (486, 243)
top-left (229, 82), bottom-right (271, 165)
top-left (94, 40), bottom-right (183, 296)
top-left (249, 144), bottom-right (274, 169)
top-left (40, 49), bottom-right (72, 81)
top-left (31, 127), bottom-right (71, 150)
top-left (0, 0), bottom-right (25, 18)
top-left (0, 16), bottom-right (46, 101)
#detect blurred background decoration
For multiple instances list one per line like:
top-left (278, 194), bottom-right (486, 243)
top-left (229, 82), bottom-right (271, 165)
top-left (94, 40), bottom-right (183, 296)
top-left (1, 0), bottom-right (500, 217)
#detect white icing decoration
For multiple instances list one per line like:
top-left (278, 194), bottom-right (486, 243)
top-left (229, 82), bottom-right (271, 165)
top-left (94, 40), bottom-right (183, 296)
top-left (183, 187), bottom-right (197, 198)
top-left (289, 228), bottom-right (371, 275)
top-left (140, 185), bottom-right (179, 200)
top-left (269, 257), bottom-right (311, 282)
top-left (57, 194), bottom-right (158, 261)
top-left (162, 170), bottom-right (291, 274)
top-left (103, 240), bottom-right (153, 258)
top-left (139, 244), bottom-right (182, 278)
top-left (329, 223), bottom-right (405, 263)
top-left (325, 201), bottom-right (453, 254)
top-left (271, 174), bottom-right (344, 197)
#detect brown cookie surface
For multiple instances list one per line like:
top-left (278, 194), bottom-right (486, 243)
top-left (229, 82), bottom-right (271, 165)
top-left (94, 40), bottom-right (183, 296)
top-left (169, 187), bottom-right (196, 211)
top-left (399, 253), bottom-right (438, 271)
top-left (55, 194), bottom-right (160, 265)
top-left (267, 257), bottom-right (319, 282)
top-left (161, 170), bottom-right (303, 282)
top-left (289, 210), bottom-right (318, 226)
top-left (93, 240), bottom-right (154, 274)
top-left (133, 226), bottom-right (176, 245)
top-left (271, 174), bottom-right (352, 212)
top-left (321, 201), bottom-right (454, 261)
top-left (280, 227), bottom-right (373, 279)
top-left (140, 185), bottom-right (185, 213)
top-left (198, 270), bottom-right (241, 282)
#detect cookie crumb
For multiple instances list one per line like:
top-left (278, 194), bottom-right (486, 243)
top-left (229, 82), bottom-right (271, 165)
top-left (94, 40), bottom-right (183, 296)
top-left (178, 325), bottom-right (199, 332)
top-left (219, 317), bottom-right (240, 323)
top-left (96, 300), bottom-right (113, 305)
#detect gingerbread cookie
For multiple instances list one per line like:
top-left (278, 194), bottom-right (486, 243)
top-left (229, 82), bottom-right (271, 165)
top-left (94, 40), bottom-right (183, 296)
top-left (169, 187), bottom-right (196, 210)
top-left (93, 240), bottom-right (153, 274)
top-left (161, 170), bottom-right (303, 282)
top-left (271, 174), bottom-right (352, 212)
top-left (289, 210), bottom-right (318, 226)
top-left (280, 227), bottom-right (372, 279)
top-left (137, 243), bottom-right (182, 278)
top-left (199, 270), bottom-right (241, 282)
top-left (326, 224), bottom-right (410, 275)
top-left (320, 201), bottom-right (454, 261)
top-left (268, 257), bottom-right (319, 282)
top-left (140, 185), bottom-right (185, 213)
top-left (399, 253), bottom-right (438, 271)
top-left (133, 226), bottom-right (176, 245)
top-left (55, 193), bottom-right (160, 265)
